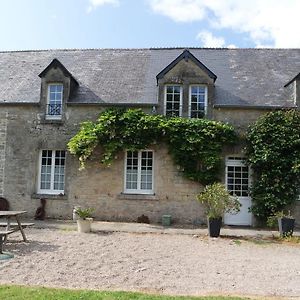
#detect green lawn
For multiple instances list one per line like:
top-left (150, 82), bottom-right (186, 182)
top-left (0, 285), bottom-right (250, 300)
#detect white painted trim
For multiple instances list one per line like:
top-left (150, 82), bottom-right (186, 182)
top-left (46, 83), bottom-right (63, 120)
top-left (124, 150), bottom-right (154, 195)
top-left (188, 84), bottom-right (208, 118)
top-left (37, 150), bottom-right (65, 195)
top-left (224, 155), bottom-right (252, 226)
top-left (164, 85), bottom-right (183, 117)
top-left (294, 81), bottom-right (297, 105)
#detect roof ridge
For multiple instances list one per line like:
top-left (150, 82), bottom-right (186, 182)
top-left (0, 47), bottom-right (299, 54)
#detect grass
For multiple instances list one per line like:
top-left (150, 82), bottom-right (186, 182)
top-left (223, 234), bottom-right (300, 246)
top-left (0, 285), bottom-right (251, 300)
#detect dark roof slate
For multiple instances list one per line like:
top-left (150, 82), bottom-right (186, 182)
top-left (0, 48), bottom-right (299, 107)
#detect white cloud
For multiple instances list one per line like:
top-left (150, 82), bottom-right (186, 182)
top-left (196, 30), bottom-right (225, 47)
top-left (227, 44), bottom-right (237, 49)
top-left (148, 0), bottom-right (300, 47)
top-left (150, 0), bottom-right (207, 22)
top-left (87, 0), bottom-right (119, 13)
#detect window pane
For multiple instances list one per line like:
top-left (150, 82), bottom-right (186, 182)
top-left (125, 150), bottom-right (153, 192)
top-left (47, 85), bottom-right (63, 117)
top-left (166, 86), bottom-right (173, 93)
top-left (190, 86), bottom-right (207, 118)
top-left (173, 86), bottom-right (181, 93)
top-left (165, 86), bottom-right (182, 116)
top-left (40, 149), bottom-right (65, 192)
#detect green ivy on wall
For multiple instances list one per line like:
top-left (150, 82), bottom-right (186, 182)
top-left (68, 108), bottom-right (237, 185)
top-left (245, 109), bottom-right (300, 222)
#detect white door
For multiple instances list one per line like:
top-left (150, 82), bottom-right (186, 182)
top-left (224, 157), bottom-right (252, 226)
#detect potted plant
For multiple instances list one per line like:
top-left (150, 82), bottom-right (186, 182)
top-left (276, 211), bottom-right (295, 237)
top-left (75, 207), bottom-right (94, 233)
top-left (197, 183), bottom-right (241, 237)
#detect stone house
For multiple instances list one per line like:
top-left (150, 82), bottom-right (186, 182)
top-left (0, 48), bottom-right (299, 225)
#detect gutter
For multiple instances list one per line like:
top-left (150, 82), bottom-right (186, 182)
top-left (213, 104), bottom-right (297, 110)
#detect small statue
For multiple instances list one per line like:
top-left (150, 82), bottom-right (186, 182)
top-left (0, 197), bottom-right (9, 211)
top-left (34, 198), bottom-right (46, 220)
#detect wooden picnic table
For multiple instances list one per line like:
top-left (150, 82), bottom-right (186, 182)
top-left (0, 211), bottom-right (29, 242)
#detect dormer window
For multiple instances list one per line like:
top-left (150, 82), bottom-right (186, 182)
top-left (39, 58), bottom-right (79, 122)
top-left (46, 83), bottom-right (63, 119)
top-left (164, 85), bottom-right (182, 117)
top-left (189, 85), bottom-right (207, 118)
top-left (157, 50), bottom-right (217, 119)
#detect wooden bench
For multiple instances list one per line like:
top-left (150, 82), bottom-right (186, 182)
top-left (0, 222), bottom-right (34, 227)
top-left (0, 230), bottom-right (14, 253)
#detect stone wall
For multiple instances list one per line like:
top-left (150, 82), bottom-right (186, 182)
top-left (1, 105), bottom-right (205, 224)
top-left (2, 103), bottom-right (300, 226)
top-left (0, 112), bottom-right (7, 196)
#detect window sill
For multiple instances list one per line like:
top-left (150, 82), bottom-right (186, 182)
top-left (31, 193), bottom-right (68, 200)
top-left (40, 118), bottom-right (64, 125)
top-left (117, 193), bottom-right (158, 201)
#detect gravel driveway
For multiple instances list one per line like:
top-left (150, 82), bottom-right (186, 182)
top-left (0, 228), bottom-right (299, 298)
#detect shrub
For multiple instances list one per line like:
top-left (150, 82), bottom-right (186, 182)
top-left (245, 109), bottom-right (300, 222)
top-left (197, 183), bottom-right (241, 219)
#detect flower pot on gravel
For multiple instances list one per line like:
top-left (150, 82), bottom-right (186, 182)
top-left (197, 183), bottom-right (241, 238)
top-left (278, 217), bottom-right (295, 237)
top-left (208, 217), bottom-right (222, 237)
top-left (74, 207), bottom-right (94, 233)
top-left (77, 218), bottom-right (93, 233)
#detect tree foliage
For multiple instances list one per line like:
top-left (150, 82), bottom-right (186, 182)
top-left (68, 108), bottom-right (236, 185)
top-left (245, 109), bottom-right (300, 221)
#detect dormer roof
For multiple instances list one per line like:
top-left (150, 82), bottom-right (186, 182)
top-left (39, 58), bottom-right (79, 86)
top-left (156, 49), bottom-right (217, 83)
top-left (284, 72), bottom-right (300, 87)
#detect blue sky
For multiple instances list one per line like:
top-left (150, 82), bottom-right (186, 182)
top-left (0, 0), bottom-right (299, 51)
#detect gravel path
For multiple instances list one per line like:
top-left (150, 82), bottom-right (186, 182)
top-left (0, 228), bottom-right (300, 298)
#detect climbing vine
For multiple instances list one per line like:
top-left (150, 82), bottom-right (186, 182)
top-left (245, 109), bottom-right (300, 222)
top-left (68, 108), bottom-right (236, 185)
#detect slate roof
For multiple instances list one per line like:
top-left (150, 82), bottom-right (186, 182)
top-left (0, 48), bottom-right (299, 107)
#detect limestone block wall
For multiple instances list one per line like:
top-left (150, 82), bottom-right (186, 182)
top-left (66, 145), bottom-right (204, 224)
top-left (0, 112), bottom-right (7, 196)
top-left (1, 105), bottom-right (205, 224)
top-left (1, 103), bottom-right (299, 226)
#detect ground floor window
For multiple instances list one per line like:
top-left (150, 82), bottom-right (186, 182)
top-left (38, 150), bottom-right (65, 194)
top-left (124, 150), bottom-right (154, 194)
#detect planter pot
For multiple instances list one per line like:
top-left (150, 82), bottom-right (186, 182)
top-left (162, 215), bottom-right (172, 226)
top-left (278, 217), bottom-right (295, 237)
top-left (208, 217), bottom-right (222, 237)
top-left (77, 218), bottom-right (93, 233)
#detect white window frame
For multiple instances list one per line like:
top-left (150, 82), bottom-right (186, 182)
top-left (124, 150), bottom-right (154, 195)
top-left (188, 85), bottom-right (208, 118)
top-left (164, 85), bottom-right (183, 117)
top-left (37, 150), bottom-right (66, 195)
top-left (225, 156), bottom-right (251, 197)
top-left (46, 83), bottom-right (63, 120)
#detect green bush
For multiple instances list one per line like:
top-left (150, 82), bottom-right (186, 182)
top-left (245, 109), bottom-right (300, 222)
top-left (197, 183), bottom-right (241, 219)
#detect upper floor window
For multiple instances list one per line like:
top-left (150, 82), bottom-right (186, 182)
top-left (124, 150), bottom-right (154, 194)
top-left (189, 85), bottom-right (207, 118)
top-left (164, 85), bottom-right (182, 117)
top-left (38, 150), bottom-right (66, 195)
top-left (46, 84), bottom-right (63, 119)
